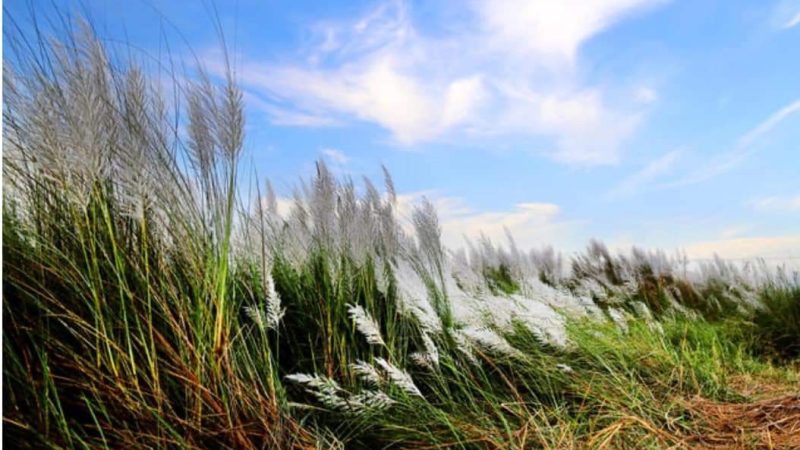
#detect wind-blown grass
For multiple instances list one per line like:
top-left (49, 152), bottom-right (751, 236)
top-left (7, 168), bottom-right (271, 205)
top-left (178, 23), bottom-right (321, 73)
top-left (3, 13), bottom-right (799, 450)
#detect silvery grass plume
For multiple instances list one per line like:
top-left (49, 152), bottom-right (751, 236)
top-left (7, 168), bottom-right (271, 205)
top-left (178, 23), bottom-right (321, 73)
top-left (461, 327), bottom-right (524, 359)
top-left (351, 360), bottom-right (383, 386)
top-left (412, 199), bottom-right (447, 293)
top-left (452, 330), bottom-right (480, 365)
top-left (349, 390), bottom-right (395, 413)
top-left (285, 373), bottom-right (347, 410)
top-left (348, 303), bottom-right (385, 346)
top-left (631, 301), bottom-right (654, 321)
top-left (286, 373), bottom-right (395, 414)
top-left (411, 332), bottom-right (439, 370)
top-left (375, 357), bottom-right (423, 398)
top-left (2, 22), bottom-right (210, 252)
top-left (393, 261), bottom-right (443, 333)
top-left (607, 308), bottom-right (629, 331)
top-left (556, 363), bottom-right (574, 374)
top-left (244, 274), bottom-right (285, 330)
top-left (268, 159), bottom-right (403, 270)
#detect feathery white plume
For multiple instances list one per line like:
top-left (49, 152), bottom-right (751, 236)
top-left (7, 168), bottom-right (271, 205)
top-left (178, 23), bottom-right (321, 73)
top-left (244, 305), bottom-right (267, 330)
top-left (285, 373), bottom-right (340, 393)
top-left (411, 332), bottom-right (439, 370)
top-left (350, 390), bottom-right (395, 413)
top-left (348, 303), bottom-right (385, 346)
top-left (452, 329), bottom-right (480, 365)
top-left (462, 327), bottom-right (523, 359)
top-left (375, 357), bottom-right (423, 398)
top-left (607, 308), bottom-right (629, 331)
top-left (244, 273), bottom-right (285, 331)
top-left (264, 273), bottom-right (285, 328)
top-left (351, 360), bottom-right (383, 385)
top-left (285, 373), bottom-right (346, 409)
top-left (556, 363), bottom-right (574, 374)
top-left (286, 372), bottom-right (395, 415)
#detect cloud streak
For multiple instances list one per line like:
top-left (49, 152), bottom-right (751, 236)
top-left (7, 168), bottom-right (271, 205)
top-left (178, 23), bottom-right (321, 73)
top-left (663, 99), bottom-right (800, 187)
top-left (607, 148), bottom-right (682, 198)
top-left (785, 11), bottom-right (800, 29)
top-left (748, 194), bottom-right (800, 212)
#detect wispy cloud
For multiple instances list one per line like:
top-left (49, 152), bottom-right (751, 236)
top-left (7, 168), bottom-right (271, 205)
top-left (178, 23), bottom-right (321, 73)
top-left (784, 11), bottom-right (800, 29)
top-left (634, 86), bottom-right (659, 104)
top-left (607, 148), bottom-right (682, 198)
top-left (243, 92), bottom-right (340, 127)
top-left (738, 99), bottom-right (800, 147)
top-left (664, 99), bottom-right (800, 187)
top-left (682, 234), bottom-right (800, 265)
top-left (222, 0), bottom-right (665, 165)
top-left (772, 0), bottom-right (800, 29)
top-left (748, 194), bottom-right (800, 212)
top-left (395, 191), bottom-right (581, 249)
top-left (719, 224), bottom-right (753, 239)
top-left (320, 147), bottom-right (350, 165)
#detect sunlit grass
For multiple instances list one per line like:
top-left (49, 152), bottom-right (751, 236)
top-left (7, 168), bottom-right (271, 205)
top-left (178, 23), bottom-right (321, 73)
top-left (3, 12), bottom-right (798, 450)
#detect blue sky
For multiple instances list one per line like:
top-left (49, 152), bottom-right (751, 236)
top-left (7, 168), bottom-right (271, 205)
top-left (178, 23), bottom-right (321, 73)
top-left (6, 0), bottom-right (800, 261)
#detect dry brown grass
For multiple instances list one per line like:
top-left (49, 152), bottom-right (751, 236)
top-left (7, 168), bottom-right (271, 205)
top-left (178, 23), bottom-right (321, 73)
top-left (728, 373), bottom-right (799, 400)
top-left (684, 394), bottom-right (800, 449)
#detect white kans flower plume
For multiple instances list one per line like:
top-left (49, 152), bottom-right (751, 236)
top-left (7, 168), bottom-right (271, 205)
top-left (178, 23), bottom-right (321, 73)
top-left (348, 303), bottom-right (385, 346)
top-left (285, 373), bottom-right (346, 409)
top-left (351, 360), bottom-right (383, 385)
top-left (452, 329), bottom-right (480, 365)
top-left (607, 308), bottom-right (628, 331)
top-left (244, 274), bottom-right (285, 331)
top-left (462, 327), bottom-right (523, 359)
top-left (556, 363), bottom-right (574, 374)
top-left (350, 390), bottom-right (395, 413)
top-left (375, 357), bottom-right (423, 398)
top-left (285, 373), bottom-right (340, 392)
top-left (411, 332), bottom-right (439, 370)
top-left (286, 372), bottom-right (395, 415)
top-left (265, 274), bottom-right (285, 326)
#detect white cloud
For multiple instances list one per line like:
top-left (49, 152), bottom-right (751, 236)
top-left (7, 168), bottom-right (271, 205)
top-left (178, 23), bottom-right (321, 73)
top-left (234, 56), bottom-right (491, 144)
top-left (441, 76), bottom-right (487, 128)
top-left (224, 0), bottom-right (665, 164)
top-left (536, 90), bottom-right (642, 164)
top-left (474, 0), bottom-right (666, 63)
top-left (748, 194), bottom-right (800, 212)
top-left (607, 148), bottom-right (682, 198)
top-left (682, 234), bottom-right (800, 266)
top-left (395, 191), bottom-right (579, 249)
top-left (320, 147), bottom-right (350, 165)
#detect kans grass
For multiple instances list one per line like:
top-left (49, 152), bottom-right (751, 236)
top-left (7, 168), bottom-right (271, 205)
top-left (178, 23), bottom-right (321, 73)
top-left (3, 16), bottom-right (799, 450)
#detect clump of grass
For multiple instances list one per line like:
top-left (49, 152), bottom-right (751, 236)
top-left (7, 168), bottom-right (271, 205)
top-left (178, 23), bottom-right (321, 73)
top-left (483, 264), bottom-right (520, 295)
top-left (2, 12), bottom-right (312, 449)
top-left (752, 282), bottom-right (800, 359)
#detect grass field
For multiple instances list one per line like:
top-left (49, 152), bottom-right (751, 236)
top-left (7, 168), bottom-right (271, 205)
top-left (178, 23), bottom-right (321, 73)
top-left (3, 17), bottom-right (799, 450)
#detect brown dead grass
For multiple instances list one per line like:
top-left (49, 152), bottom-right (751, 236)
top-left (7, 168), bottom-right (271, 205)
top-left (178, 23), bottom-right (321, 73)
top-left (728, 373), bottom-right (799, 400)
top-left (683, 394), bottom-right (800, 449)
